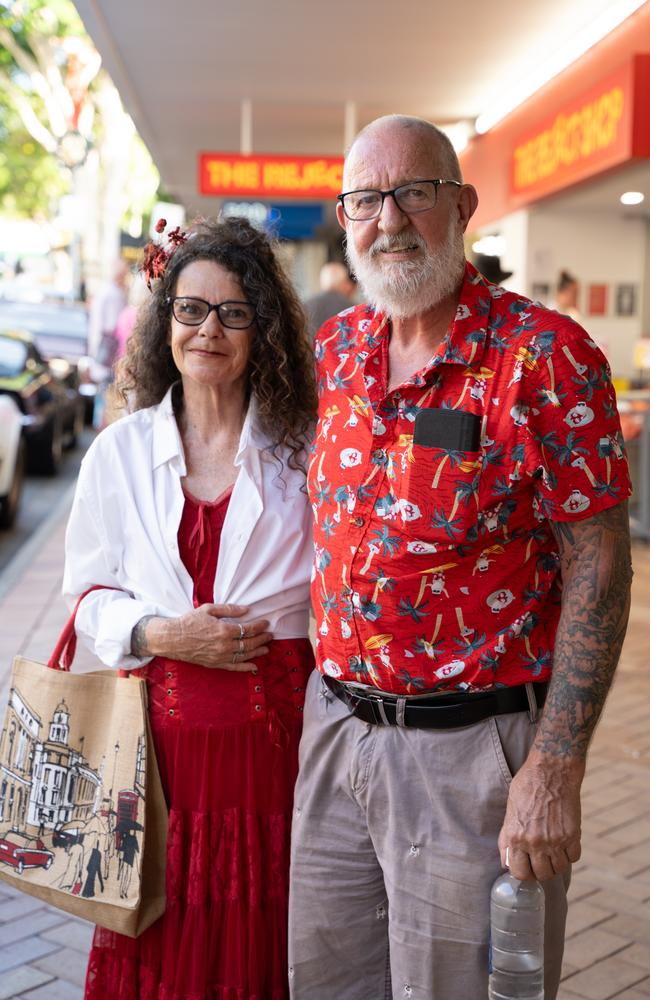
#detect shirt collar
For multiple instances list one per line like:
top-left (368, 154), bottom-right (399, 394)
top-left (360, 261), bottom-right (494, 380)
top-left (152, 384), bottom-right (273, 472)
top-left (436, 261), bottom-right (491, 369)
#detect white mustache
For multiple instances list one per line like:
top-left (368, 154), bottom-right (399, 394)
top-left (368, 233), bottom-right (425, 257)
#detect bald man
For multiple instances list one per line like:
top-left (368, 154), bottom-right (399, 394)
top-left (304, 261), bottom-right (356, 340)
top-left (288, 116), bottom-right (632, 999)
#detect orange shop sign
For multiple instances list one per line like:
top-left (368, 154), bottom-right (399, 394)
top-left (511, 66), bottom-right (632, 200)
top-left (199, 153), bottom-right (344, 199)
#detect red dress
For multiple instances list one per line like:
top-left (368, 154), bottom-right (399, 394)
top-left (85, 487), bottom-right (314, 1000)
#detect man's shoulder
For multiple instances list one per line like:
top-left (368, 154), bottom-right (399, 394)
top-left (485, 284), bottom-right (592, 353)
top-left (317, 302), bottom-right (377, 335)
top-left (314, 302), bottom-right (378, 358)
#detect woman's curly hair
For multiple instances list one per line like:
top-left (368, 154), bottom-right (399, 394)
top-left (117, 216), bottom-right (317, 472)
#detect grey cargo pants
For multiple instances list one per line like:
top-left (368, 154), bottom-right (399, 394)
top-left (288, 670), bottom-right (569, 1000)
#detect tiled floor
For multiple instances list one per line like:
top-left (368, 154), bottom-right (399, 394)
top-left (0, 510), bottom-right (648, 998)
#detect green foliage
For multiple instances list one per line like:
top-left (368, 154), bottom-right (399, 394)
top-left (0, 93), bottom-right (68, 216)
top-left (0, 0), bottom-right (85, 217)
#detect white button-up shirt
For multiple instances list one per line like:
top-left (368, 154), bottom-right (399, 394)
top-left (63, 386), bottom-right (313, 669)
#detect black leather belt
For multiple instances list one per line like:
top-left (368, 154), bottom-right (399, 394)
top-left (323, 675), bottom-right (548, 730)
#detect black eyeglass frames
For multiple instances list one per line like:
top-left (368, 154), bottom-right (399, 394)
top-left (167, 296), bottom-right (256, 330)
top-left (338, 179), bottom-right (462, 221)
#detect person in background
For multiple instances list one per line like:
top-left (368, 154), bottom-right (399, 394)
top-left (304, 261), bottom-right (356, 340)
top-left (288, 114), bottom-right (633, 1000)
top-left (88, 258), bottom-right (129, 364)
top-left (88, 259), bottom-right (130, 428)
top-left (473, 252), bottom-right (512, 287)
top-left (554, 270), bottom-right (581, 322)
top-left (63, 216), bottom-right (317, 999)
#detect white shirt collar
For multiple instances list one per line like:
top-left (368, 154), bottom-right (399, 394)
top-left (151, 383), bottom-right (274, 472)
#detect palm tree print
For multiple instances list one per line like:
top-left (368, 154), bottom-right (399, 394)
top-left (321, 515), bottom-right (337, 540)
top-left (430, 509), bottom-right (463, 539)
top-left (448, 475), bottom-right (480, 522)
top-left (398, 598), bottom-right (430, 623)
top-left (359, 596), bottom-right (382, 621)
top-left (594, 478), bottom-right (622, 499)
top-left (395, 669), bottom-right (427, 692)
top-left (320, 588), bottom-right (339, 617)
top-left (571, 365), bottom-right (607, 401)
top-left (520, 647), bottom-right (552, 677)
top-left (313, 480), bottom-right (332, 508)
top-left (479, 650), bottom-right (500, 675)
top-left (370, 525), bottom-right (401, 557)
top-left (555, 431), bottom-right (588, 467)
top-left (482, 443), bottom-right (505, 468)
top-left (431, 449), bottom-right (464, 488)
top-left (369, 567), bottom-right (397, 604)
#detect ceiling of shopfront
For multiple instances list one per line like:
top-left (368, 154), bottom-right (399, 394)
top-left (73, 0), bottom-right (640, 215)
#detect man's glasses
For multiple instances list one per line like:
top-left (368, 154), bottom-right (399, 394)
top-left (168, 296), bottom-right (256, 330)
top-left (338, 179), bottom-right (462, 221)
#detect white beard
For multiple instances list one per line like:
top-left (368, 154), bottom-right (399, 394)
top-left (346, 220), bottom-right (466, 319)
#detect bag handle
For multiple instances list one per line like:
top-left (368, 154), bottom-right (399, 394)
top-left (48, 585), bottom-right (130, 678)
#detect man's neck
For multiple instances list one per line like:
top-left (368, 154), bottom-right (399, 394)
top-left (386, 290), bottom-right (458, 392)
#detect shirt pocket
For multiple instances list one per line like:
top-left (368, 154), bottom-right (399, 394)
top-left (401, 444), bottom-right (483, 547)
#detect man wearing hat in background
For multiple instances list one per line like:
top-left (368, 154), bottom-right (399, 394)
top-left (473, 251), bottom-right (513, 286)
top-left (289, 114), bottom-right (633, 999)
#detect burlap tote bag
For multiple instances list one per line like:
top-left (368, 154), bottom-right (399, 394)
top-left (0, 589), bottom-right (167, 937)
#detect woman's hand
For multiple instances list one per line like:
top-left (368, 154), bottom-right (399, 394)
top-left (131, 604), bottom-right (272, 671)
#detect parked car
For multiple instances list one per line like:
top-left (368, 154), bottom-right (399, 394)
top-left (0, 330), bottom-right (85, 475)
top-left (0, 393), bottom-right (25, 528)
top-left (0, 299), bottom-right (99, 423)
top-left (0, 829), bottom-right (54, 874)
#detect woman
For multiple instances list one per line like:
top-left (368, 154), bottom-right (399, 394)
top-left (63, 217), bottom-right (317, 999)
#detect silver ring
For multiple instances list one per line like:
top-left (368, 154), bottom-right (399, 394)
top-left (238, 638), bottom-right (245, 654)
top-left (505, 847), bottom-right (510, 868)
top-left (238, 623), bottom-right (245, 639)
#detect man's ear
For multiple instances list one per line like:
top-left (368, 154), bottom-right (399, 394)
top-left (336, 201), bottom-right (348, 231)
top-left (458, 185), bottom-right (479, 232)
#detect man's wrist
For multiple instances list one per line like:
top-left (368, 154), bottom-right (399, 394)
top-left (526, 740), bottom-right (587, 778)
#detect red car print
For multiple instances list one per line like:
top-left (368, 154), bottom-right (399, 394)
top-left (0, 830), bottom-right (54, 875)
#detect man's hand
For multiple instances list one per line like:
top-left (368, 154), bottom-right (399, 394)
top-left (498, 748), bottom-right (583, 881)
top-left (499, 502), bottom-right (632, 880)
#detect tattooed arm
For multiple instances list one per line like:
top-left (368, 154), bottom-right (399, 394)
top-left (498, 501), bottom-right (633, 881)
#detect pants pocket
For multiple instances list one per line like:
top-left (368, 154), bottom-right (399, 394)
top-left (490, 710), bottom-right (538, 782)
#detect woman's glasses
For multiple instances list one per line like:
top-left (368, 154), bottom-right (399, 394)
top-left (168, 296), bottom-right (256, 330)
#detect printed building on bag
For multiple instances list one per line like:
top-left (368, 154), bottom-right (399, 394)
top-left (0, 688), bottom-right (41, 828)
top-left (26, 699), bottom-right (101, 831)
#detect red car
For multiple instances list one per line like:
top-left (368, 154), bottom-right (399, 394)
top-left (0, 830), bottom-right (54, 875)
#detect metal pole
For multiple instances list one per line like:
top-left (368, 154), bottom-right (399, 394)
top-left (241, 99), bottom-right (253, 156)
top-left (344, 101), bottom-right (358, 153)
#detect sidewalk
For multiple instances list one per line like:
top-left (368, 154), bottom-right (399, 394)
top-left (0, 499), bottom-right (649, 999)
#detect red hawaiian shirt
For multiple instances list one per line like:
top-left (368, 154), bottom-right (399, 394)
top-left (309, 262), bottom-right (632, 695)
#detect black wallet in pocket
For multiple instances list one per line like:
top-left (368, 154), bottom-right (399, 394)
top-left (413, 408), bottom-right (481, 451)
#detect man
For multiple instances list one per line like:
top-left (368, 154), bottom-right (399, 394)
top-left (305, 261), bottom-right (356, 341)
top-left (289, 115), bottom-right (632, 999)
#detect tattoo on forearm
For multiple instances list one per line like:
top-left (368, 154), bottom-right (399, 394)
top-left (537, 502), bottom-right (633, 759)
top-left (131, 616), bottom-right (157, 657)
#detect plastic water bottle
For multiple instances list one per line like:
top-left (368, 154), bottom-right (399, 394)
top-left (488, 873), bottom-right (544, 1000)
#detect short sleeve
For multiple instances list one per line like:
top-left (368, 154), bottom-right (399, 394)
top-left (523, 320), bottom-right (632, 521)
